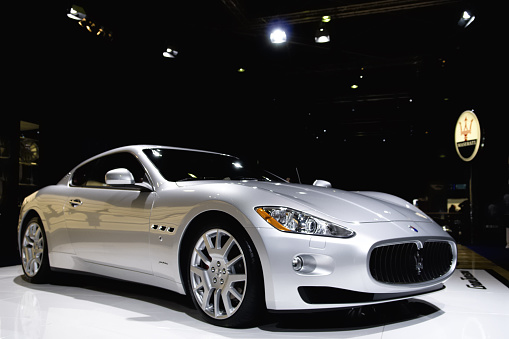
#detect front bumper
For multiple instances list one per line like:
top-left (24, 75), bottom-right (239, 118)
top-left (250, 221), bottom-right (456, 311)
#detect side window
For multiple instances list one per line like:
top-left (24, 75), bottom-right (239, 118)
top-left (71, 152), bottom-right (147, 187)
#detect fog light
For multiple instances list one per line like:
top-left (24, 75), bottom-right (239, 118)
top-left (292, 256), bottom-right (303, 271)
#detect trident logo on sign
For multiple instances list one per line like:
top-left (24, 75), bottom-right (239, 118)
top-left (459, 117), bottom-right (473, 141)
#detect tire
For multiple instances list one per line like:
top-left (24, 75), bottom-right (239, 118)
top-left (20, 216), bottom-right (51, 283)
top-left (183, 220), bottom-right (264, 327)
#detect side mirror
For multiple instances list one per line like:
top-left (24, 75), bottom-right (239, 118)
top-left (105, 168), bottom-right (135, 185)
top-left (313, 179), bottom-right (332, 188)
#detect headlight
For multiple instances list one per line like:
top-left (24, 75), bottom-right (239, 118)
top-left (255, 207), bottom-right (355, 238)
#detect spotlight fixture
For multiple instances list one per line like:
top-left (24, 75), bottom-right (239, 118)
top-left (163, 47), bottom-right (179, 58)
top-left (67, 5), bottom-right (86, 20)
top-left (321, 15), bottom-right (331, 23)
top-left (70, 6), bottom-right (113, 41)
top-left (315, 24), bottom-right (330, 43)
top-left (458, 10), bottom-right (475, 28)
top-left (270, 28), bottom-right (287, 44)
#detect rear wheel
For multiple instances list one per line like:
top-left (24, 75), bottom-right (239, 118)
top-left (184, 221), bottom-right (264, 327)
top-left (20, 217), bottom-right (50, 283)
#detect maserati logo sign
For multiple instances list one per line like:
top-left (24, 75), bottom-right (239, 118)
top-left (455, 110), bottom-right (481, 162)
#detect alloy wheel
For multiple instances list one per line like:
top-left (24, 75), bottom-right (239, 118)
top-left (189, 228), bottom-right (247, 320)
top-left (21, 222), bottom-right (45, 277)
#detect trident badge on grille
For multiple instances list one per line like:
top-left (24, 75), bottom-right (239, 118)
top-left (414, 250), bottom-right (424, 275)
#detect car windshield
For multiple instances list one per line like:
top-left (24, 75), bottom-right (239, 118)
top-left (143, 148), bottom-right (286, 183)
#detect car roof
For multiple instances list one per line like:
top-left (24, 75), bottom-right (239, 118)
top-left (121, 145), bottom-right (236, 158)
top-left (74, 145), bottom-right (237, 169)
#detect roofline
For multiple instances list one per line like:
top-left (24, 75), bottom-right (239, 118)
top-left (71, 144), bottom-right (239, 171)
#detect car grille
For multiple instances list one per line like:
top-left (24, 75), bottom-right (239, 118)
top-left (369, 241), bottom-right (454, 284)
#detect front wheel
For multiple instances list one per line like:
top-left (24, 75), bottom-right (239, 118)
top-left (20, 216), bottom-right (51, 283)
top-left (184, 222), bottom-right (264, 327)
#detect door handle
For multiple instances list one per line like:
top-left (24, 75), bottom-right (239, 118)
top-left (69, 199), bottom-right (83, 207)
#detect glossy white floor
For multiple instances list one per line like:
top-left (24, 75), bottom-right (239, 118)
top-left (0, 266), bottom-right (507, 339)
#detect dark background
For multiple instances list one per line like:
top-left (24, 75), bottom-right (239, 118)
top-left (2, 1), bottom-right (508, 264)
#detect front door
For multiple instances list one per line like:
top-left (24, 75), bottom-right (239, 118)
top-left (63, 151), bottom-right (155, 274)
top-left (64, 186), bottom-right (155, 274)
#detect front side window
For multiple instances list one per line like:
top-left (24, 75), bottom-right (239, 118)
top-left (71, 152), bottom-right (148, 187)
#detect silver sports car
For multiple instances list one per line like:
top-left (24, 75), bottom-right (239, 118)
top-left (18, 145), bottom-right (457, 327)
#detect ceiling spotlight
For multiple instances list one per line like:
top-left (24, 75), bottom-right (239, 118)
top-left (67, 5), bottom-right (86, 20)
top-left (163, 47), bottom-right (179, 58)
top-left (321, 16), bottom-right (331, 23)
top-left (270, 28), bottom-right (287, 44)
top-left (458, 10), bottom-right (475, 28)
top-left (315, 26), bottom-right (330, 43)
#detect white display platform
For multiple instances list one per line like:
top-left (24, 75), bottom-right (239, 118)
top-left (1, 266), bottom-right (507, 338)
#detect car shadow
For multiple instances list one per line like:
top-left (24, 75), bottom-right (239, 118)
top-left (260, 299), bottom-right (443, 332)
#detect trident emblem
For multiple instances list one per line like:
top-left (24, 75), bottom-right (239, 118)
top-left (414, 250), bottom-right (424, 275)
top-left (459, 117), bottom-right (473, 141)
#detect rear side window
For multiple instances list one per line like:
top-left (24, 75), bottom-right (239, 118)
top-left (71, 152), bottom-right (147, 187)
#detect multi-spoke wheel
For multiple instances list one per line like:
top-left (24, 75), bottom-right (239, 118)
top-left (185, 222), bottom-right (264, 327)
top-left (20, 217), bottom-right (50, 283)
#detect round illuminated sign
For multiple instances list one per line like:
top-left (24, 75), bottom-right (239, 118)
top-left (454, 110), bottom-right (481, 162)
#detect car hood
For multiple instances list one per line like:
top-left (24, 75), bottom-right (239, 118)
top-left (239, 181), bottom-right (432, 224)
